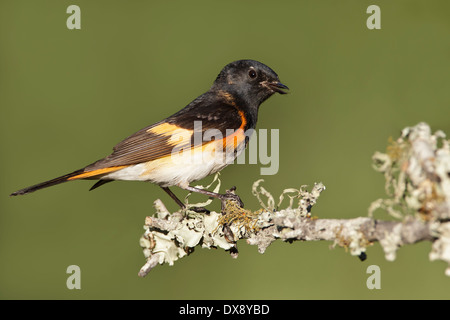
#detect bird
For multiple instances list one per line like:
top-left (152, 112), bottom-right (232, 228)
top-left (10, 59), bottom-right (288, 210)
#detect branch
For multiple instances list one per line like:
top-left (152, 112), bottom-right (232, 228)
top-left (138, 123), bottom-right (450, 277)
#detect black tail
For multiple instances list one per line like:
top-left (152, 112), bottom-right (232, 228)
top-left (10, 169), bottom-right (85, 196)
top-left (89, 179), bottom-right (113, 191)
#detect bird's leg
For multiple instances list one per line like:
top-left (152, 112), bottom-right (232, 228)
top-left (161, 186), bottom-right (184, 208)
top-left (178, 185), bottom-right (245, 244)
top-left (179, 185), bottom-right (244, 213)
top-left (160, 186), bottom-right (209, 213)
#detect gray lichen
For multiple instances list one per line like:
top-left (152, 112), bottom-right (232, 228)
top-left (370, 122), bottom-right (450, 274)
top-left (429, 222), bottom-right (450, 277)
top-left (370, 122), bottom-right (450, 221)
top-left (138, 123), bottom-right (450, 278)
top-left (138, 181), bottom-right (325, 277)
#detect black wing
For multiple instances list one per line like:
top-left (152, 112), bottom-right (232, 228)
top-left (85, 91), bottom-right (245, 170)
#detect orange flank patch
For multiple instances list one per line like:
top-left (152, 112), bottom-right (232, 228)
top-left (222, 128), bottom-right (246, 150)
top-left (67, 166), bottom-right (128, 180)
top-left (237, 110), bottom-right (247, 129)
top-left (222, 110), bottom-right (247, 149)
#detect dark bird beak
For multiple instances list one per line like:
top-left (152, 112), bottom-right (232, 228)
top-left (263, 81), bottom-right (289, 94)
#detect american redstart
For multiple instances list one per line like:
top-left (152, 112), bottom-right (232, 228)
top-left (10, 60), bottom-right (288, 210)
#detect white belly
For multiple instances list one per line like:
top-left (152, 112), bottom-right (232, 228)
top-left (102, 139), bottom-right (246, 187)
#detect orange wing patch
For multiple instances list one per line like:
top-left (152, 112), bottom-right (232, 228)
top-left (147, 123), bottom-right (193, 145)
top-left (67, 166), bottom-right (128, 180)
top-left (147, 123), bottom-right (180, 135)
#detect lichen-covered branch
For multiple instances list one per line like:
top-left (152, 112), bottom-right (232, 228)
top-left (138, 123), bottom-right (450, 278)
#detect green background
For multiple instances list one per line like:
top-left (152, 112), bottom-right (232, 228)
top-left (1, 0), bottom-right (449, 299)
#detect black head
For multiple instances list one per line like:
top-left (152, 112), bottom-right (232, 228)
top-left (211, 60), bottom-right (288, 107)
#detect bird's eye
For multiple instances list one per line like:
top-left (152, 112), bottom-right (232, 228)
top-left (248, 69), bottom-right (257, 79)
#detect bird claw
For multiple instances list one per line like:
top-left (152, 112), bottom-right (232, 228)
top-left (188, 206), bottom-right (211, 214)
top-left (219, 187), bottom-right (244, 213)
top-left (222, 223), bottom-right (235, 243)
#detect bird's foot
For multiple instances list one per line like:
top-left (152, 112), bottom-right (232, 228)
top-left (187, 206), bottom-right (211, 214)
top-left (219, 186), bottom-right (244, 213)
